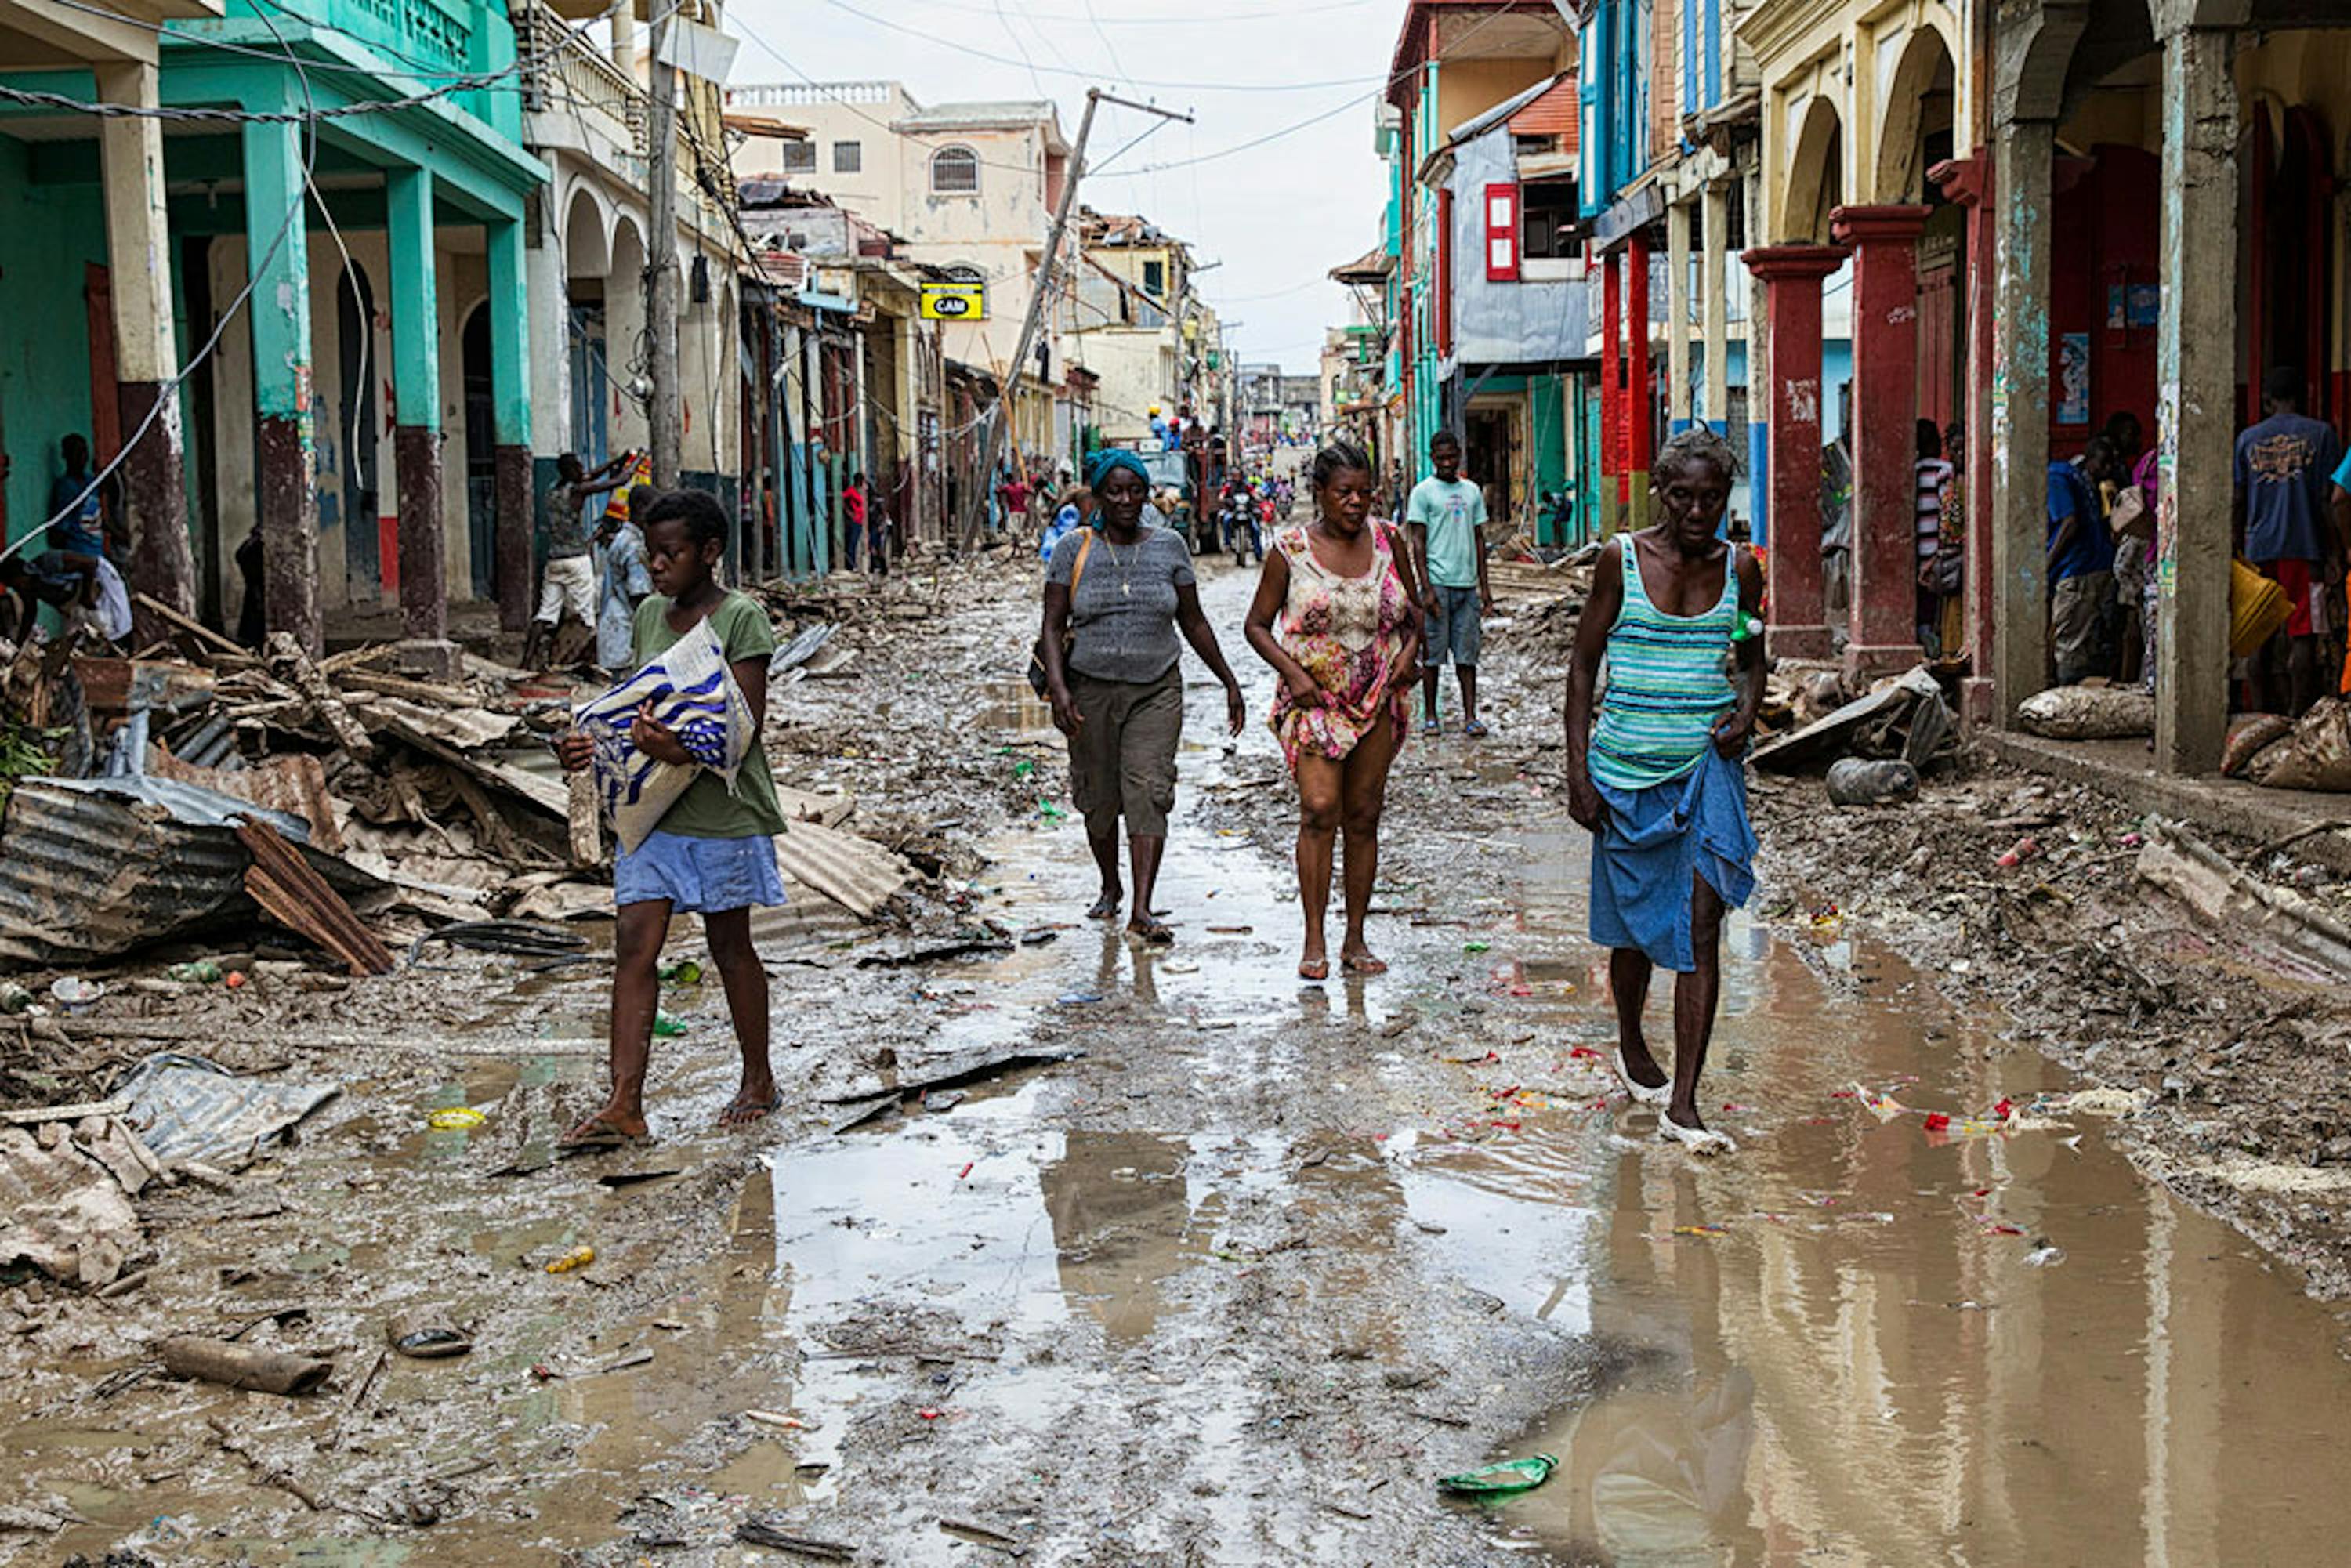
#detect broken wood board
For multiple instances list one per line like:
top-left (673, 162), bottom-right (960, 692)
top-left (567, 770), bottom-right (603, 867)
top-left (237, 820), bottom-right (395, 976)
top-left (773, 784), bottom-right (855, 828)
top-left (266, 632), bottom-right (378, 762)
top-left (1752, 668), bottom-right (1944, 773)
top-left (2136, 820), bottom-right (2351, 978)
top-left (824, 1045), bottom-right (1085, 1133)
top-left (772, 818), bottom-right (911, 919)
top-left (134, 592), bottom-right (255, 667)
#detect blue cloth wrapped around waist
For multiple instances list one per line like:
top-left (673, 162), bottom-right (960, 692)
top-left (1587, 745), bottom-right (1757, 973)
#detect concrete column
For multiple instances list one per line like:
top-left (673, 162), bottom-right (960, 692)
top-left (386, 165), bottom-right (446, 646)
top-left (1934, 152), bottom-right (2000, 725)
top-left (1831, 203), bottom-right (1933, 680)
top-left (94, 60), bottom-right (195, 639)
top-left (1667, 198), bottom-right (1694, 427)
top-left (1702, 180), bottom-right (1730, 425)
top-left (1600, 249), bottom-right (1623, 536)
top-left (2154, 28), bottom-right (2237, 776)
top-left (240, 112), bottom-right (321, 654)
top-left (1628, 227), bottom-right (1654, 531)
top-left (487, 218), bottom-right (533, 633)
top-left (1990, 116), bottom-right (2055, 729)
top-left (1742, 244), bottom-right (1847, 661)
top-left (609, 4), bottom-right (636, 71)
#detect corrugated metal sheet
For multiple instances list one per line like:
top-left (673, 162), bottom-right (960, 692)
top-left (0, 777), bottom-right (378, 968)
top-left (112, 1052), bottom-right (339, 1169)
top-left (1509, 75), bottom-right (1580, 154)
top-left (770, 819), bottom-right (910, 920)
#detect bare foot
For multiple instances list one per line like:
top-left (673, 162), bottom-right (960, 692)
top-left (719, 1081), bottom-right (781, 1126)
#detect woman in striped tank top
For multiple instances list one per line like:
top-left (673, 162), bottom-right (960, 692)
top-left (1565, 429), bottom-right (1763, 1154)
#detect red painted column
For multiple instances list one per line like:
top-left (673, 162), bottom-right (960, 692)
top-left (1600, 249), bottom-right (1622, 534)
top-left (1933, 154), bottom-right (1999, 725)
top-left (1831, 203), bottom-right (1933, 680)
top-left (1628, 226), bottom-right (1654, 531)
top-left (1741, 244), bottom-right (1848, 661)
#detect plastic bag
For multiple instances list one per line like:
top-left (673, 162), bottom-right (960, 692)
top-left (573, 617), bottom-right (756, 852)
top-left (2015, 684), bottom-right (2154, 739)
top-left (2244, 697), bottom-right (2351, 791)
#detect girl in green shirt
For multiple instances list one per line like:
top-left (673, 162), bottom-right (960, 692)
top-left (558, 489), bottom-right (788, 1147)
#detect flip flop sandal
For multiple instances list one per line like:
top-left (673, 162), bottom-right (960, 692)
top-left (1340, 954), bottom-right (1389, 976)
top-left (1463, 719), bottom-right (1489, 737)
top-left (386, 1308), bottom-right (473, 1360)
top-left (1422, 719), bottom-right (1442, 735)
top-left (1126, 921), bottom-right (1176, 947)
top-left (1086, 895), bottom-right (1122, 921)
top-left (1658, 1119), bottom-right (1737, 1157)
top-left (719, 1090), bottom-right (784, 1127)
top-left (1298, 958), bottom-right (1331, 982)
top-left (1610, 1052), bottom-right (1672, 1107)
top-left (558, 1118), bottom-right (654, 1154)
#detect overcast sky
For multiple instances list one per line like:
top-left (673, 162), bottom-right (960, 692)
top-left (726, 0), bottom-right (1397, 374)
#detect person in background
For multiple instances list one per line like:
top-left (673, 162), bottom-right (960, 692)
top-left (0, 553), bottom-right (84, 644)
top-left (1149, 405), bottom-right (1169, 451)
top-left (1820, 403), bottom-right (1854, 622)
top-left (235, 528), bottom-right (266, 648)
top-left (1408, 429), bottom-right (1496, 737)
top-left (1912, 420), bottom-right (1955, 654)
top-left (842, 472), bottom-right (868, 571)
top-left (555, 488), bottom-right (789, 1146)
top-left (2048, 435), bottom-right (2122, 685)
top-left (527, 450), bottom-right (636, 669)
top-left (2236, 366), bottom-right (2346, 715)
top-left (42, 434), bottom-right (110, 610)
top-left (998, 464), bottom-right (1031, 538)
top-left (594, 483), bottom-right (654, 672)
top-left (1038, 448), bottom-right (1247, 944)
top-left (1040, 484), bottom-right (1089, 560)
top-left (1931, 420), bottom-right (1968, 657)
top-left (1244, 438), bottom-right (1423, 982)
top-left (1564, 428), bottom-right (1762, 1156)
top-left (2133, 436), bottom-right (2161, 693)
top-left (864, 479), bottom-right (892, 577)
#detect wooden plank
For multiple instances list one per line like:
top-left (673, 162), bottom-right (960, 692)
top-left (236, 820), bottom-right (394, 976)
top-left (567, 769), bottom-right (603, 867)
top-left (133, 592), bottom-right (253, 664)
top-left (0, 1099), bottom-right (129, 1124)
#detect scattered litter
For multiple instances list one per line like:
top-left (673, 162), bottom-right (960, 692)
top-left (386, 1308), bottom-right (472, 1359)
top-left (1672, 1224), bottom-right (1730, 1239)
top-left (426, 1107), bottom-right (486, 1131)
top-left (734, 1516), bottom-right (853, 1559)
top-left (545, 1245), bottom-right (595, 1274)
top-left (1436, 1453), bottom-right (1556, 1496)
top-left (158, 1335), bottom-right (333, 1396)
top-left (47, 976), bottom-right (103, 1010)
top-left (2023, 1241), bottom-right (2067, 1268)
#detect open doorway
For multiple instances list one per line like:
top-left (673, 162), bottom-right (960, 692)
top-left (462, 303), bottom-right (495, 599)
top-left (1465, 404), bottom-right (1516, 538)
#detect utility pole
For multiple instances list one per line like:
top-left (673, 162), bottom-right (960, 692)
top-left (644, 1), bottom-right (682, 483)
top-left (965, 88), bottom-right (1192, 547)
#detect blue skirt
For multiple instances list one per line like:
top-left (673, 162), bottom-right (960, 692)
top-left (615, 830), bottom-right (788, 914)
top-left (1588, 748), bottom-right (1756, 972)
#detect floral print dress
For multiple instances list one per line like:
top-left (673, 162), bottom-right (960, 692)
top-left (1270, 521), bottom-right (1416, 769)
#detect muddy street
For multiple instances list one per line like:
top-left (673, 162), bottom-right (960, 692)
top-left (5, 562), bottom-right (2351, 1566)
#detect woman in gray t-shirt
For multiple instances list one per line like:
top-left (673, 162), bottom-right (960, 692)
top-left (1040, 449), bottom-right (1247, 944)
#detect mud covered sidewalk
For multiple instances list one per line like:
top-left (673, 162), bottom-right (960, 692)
top-left (8, 562), bottom-right (2351, 1565)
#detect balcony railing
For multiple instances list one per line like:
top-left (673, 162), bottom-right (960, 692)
top-left (515, 1), bottom-right (643, 151)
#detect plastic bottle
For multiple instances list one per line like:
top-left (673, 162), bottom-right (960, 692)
top-left (653, 1012), bottom-right (687, 1037)
top-left (168, 961), bottom-right (223, 983)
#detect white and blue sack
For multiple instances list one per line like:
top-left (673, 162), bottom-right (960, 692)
top-left (573, 618), bottom-right (757, 853)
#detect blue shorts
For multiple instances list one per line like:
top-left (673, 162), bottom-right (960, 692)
top-left (614, 830), bottom-right (787, 914)
top-left (1423, 584), bottom-right (1483, 668)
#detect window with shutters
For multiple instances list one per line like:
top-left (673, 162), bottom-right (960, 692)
top-left (833, 140), bottom-right (861, 174)
top-left (781, 140), bottom-right (815, 173)
top-left (1484, 183), bottom-right (1520, 281)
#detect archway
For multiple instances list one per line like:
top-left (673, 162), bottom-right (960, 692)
top-left (1781, 97), bottom-right (1845, 244)
top-left (603, 217), bottom-right (649, 456)
top-left (1875, 27), bottom-right (1958, 203)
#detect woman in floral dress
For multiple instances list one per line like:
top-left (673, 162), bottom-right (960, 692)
top-left (1244, 439), bottom-right (1423, 980)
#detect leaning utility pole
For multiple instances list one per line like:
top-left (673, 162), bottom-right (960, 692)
top-left (964, 88), bottom-right (1192, 547)
top-left (644, 2), bottom-right (683, 483)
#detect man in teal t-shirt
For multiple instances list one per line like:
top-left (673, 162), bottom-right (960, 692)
top-left (1406, 429), bottom-right (1496, 736)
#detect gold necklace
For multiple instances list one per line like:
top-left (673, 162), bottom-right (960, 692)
top-left (1102, 531), bottom-right (1139, 596)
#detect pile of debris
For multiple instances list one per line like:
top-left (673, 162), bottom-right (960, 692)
top-left (1753, 665), bottom-right (1962, 805)
top-left (0, 588), bottom-right (914, 976)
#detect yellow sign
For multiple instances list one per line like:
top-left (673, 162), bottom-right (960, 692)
top-left (921, 283), bottom-right (986, 320)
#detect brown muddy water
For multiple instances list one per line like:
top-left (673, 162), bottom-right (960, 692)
top-left (10, 568), bottom-right (2351, 1564)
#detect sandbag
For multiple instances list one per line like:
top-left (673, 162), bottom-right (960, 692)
top-left (2015, 684), bottom-right (2154, 740)
top-left (2221, 713), bottom-right (2293, 778)
top-left (574, 618), bottom-right (757, 852)
top-left (1827, 758), bottom-right (1920, 806)
top-left (2244, 697), bottom-right (2351, 791)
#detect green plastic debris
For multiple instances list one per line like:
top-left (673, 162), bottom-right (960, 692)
top-left (1038, 799), bottom-right (1068, 821)
top-left (1012, 759), bottom-right (1035, 780)
top-left (1463, 940), bottom-right (1491, 954)
top-left (1436, 1453), bottom-right (1557, 1496)
top-left (660, 959), bottom-right (702, 987)
top-left (653, 1011), bottom-right (688, 1038)
top-left (1730, 610), bottom-right (1765, 643)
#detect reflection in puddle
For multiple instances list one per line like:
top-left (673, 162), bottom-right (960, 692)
top-left (1418, 895), bottom-right (2351, 1565)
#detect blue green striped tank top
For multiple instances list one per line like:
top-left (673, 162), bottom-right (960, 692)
top-left (1589, 532), bottom-right (1740, 791)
